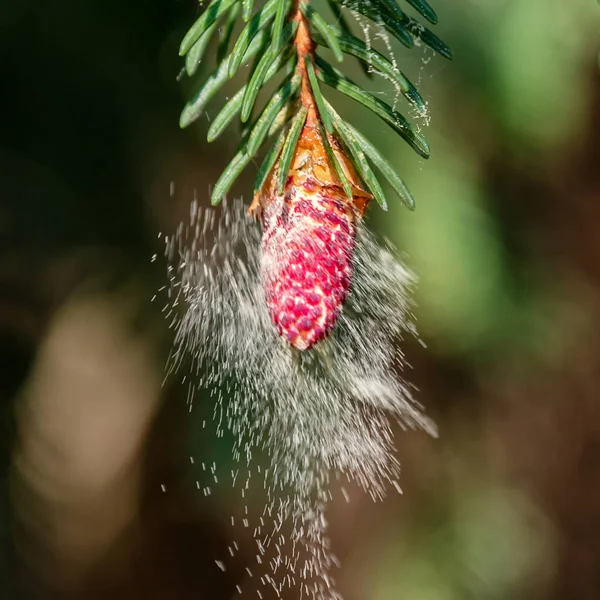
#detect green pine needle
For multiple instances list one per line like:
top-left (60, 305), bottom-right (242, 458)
top-left (242, 0), bottom-right (254, 21)
top-left (301, 3), bottom-right (343, 63)
top-left (277, 106), bottom-right (308, 194)
top-left (271, 0), bottom-right (287, 53)
top-left (404, 0), bottom-right (437, 25)
top-left (405, 16), bottom-right (452, 59)
top-left (254, 134), bottom-right (286, 195)
top-left (211, 146), bottom-right (254, 205)
top-left (180, 0), bottom-right (240, 56)
top-left (379, 0), bottom-right (407, 25)
top-left (241, 49), bottom-right (279, 122)
top-left (319, 120), bottom-right (353, 199)
top-left (186, 23), bottom-right (218, 77)
top-left (305, 56), bottom-right (333, 134)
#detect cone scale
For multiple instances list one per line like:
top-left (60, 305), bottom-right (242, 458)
top-left (251, 123), bottom-right (372, 349)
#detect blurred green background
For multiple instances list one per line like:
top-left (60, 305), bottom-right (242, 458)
top-left (1, 0), bottom-right (600, 598)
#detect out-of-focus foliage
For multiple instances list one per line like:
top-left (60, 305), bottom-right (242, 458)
top-left (367, 0), bottom-right (600, 356)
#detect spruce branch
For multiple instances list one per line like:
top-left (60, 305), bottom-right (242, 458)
top-left (177, 0), bottom-right (451, 210)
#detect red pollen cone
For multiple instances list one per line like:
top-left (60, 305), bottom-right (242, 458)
top-left (250, 123), bottom-right (372, 350)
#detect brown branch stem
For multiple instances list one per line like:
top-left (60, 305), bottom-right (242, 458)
top-left (291, 0), bottom-right (318, 126)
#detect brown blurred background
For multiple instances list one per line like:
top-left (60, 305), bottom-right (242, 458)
top-left (1, 0), bottom-right (600, 598)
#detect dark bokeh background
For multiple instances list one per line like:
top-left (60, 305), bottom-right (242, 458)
top-left (1, 0), bottom-right (600, 598)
